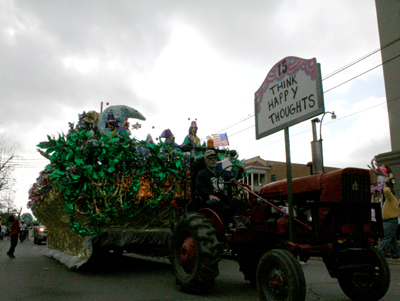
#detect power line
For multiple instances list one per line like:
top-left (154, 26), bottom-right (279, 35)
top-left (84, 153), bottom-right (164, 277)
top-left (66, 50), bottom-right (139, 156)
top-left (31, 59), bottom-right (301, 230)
top-left (212, 36), bottom-right (400, 138)
top-left (215, 114), bottom-right (254, 134)
top-left (322, 35), bottom-right (400, 80)
top-left (243, 95), bottom-right (400, 152)
top-left (230, 125), bottom-right (254, 137)
top-left (324, 53), bottom-right (400, 93)
top-left (3, 157), bottom-right (49, 170)
top-left (322, 48), bottom-right (381, 80)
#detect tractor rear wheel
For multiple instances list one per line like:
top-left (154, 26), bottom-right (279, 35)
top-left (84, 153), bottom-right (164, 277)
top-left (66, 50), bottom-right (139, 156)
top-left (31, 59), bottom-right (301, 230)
top-left (170, 213), bottom-right (222, 294)
top-left (257, 249), bottom-right (306, 301)
top-left (337, 247), bottom-right (390, 301)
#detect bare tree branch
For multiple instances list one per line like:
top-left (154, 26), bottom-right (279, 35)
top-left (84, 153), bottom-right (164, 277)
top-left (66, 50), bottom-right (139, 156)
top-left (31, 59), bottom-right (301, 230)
top-left (0, 132), bottom-right (20, 215)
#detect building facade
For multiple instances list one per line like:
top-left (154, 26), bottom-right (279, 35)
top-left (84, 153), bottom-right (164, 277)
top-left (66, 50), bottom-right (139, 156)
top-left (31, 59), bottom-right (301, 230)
top-left (243, 156), bottom-right (339, 193)
top-left (375, 0), bottom-right (400, 196)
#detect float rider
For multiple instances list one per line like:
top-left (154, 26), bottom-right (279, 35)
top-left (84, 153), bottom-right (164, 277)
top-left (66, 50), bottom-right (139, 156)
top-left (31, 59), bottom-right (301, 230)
top-left (160, 129), bottom-right (181, 149)
top-left (182, 121), bottom-right (204, 147)
top-left (106, 113), bottom-right (128, 138)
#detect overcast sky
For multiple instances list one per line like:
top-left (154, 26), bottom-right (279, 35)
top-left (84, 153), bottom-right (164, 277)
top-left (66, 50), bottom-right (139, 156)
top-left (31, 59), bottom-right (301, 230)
top-left (0, 0), bottom-right (391, 213)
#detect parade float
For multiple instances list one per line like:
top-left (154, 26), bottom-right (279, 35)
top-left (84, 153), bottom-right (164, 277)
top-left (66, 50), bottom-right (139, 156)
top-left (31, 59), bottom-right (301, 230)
top-left (28, 105), bottom-right (239, 268)
top-left (28, 105), bottom-right (390, 301)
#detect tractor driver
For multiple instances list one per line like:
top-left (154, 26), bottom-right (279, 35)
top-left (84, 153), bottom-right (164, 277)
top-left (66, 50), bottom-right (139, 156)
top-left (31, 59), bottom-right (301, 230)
top-left (195, 149), bottom-right (247, 229)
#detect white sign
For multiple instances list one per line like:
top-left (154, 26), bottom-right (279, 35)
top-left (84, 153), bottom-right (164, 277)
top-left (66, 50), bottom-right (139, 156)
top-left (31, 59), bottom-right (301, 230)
top-left (254, 56), bottom-right (324, 139)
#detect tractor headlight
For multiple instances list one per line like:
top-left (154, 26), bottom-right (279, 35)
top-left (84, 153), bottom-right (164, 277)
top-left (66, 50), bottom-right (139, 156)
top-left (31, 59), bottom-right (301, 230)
top-left (305, 210), bottom-right (312, 222)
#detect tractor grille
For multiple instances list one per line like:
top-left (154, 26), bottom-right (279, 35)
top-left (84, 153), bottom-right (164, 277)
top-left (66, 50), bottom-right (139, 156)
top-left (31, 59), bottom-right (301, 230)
top-left (342, 174), bottom-right (370, 204)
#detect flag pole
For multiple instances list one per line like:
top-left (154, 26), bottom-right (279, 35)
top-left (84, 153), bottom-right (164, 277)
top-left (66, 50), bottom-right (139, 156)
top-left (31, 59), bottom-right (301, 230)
top-left (225, 132), bottom-right (230, 146)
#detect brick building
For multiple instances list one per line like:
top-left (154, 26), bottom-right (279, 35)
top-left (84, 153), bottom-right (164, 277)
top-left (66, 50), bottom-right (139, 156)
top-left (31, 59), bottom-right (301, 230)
top-left (242, 156), bottom-right (381, 194)
top-left (243, 156), bottom-right (339, 193)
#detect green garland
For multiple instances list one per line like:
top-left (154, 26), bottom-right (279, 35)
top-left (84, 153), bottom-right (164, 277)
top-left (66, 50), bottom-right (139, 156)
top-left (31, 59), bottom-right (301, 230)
top-left (37, 128), bottom-right (190, 235)
top-left (32, 116), bottom-right (243, 236)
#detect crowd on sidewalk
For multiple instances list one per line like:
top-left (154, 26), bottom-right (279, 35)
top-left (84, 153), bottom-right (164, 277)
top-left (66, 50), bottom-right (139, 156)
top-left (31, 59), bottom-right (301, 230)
top-left (369, 157), bottom-right (400, 260)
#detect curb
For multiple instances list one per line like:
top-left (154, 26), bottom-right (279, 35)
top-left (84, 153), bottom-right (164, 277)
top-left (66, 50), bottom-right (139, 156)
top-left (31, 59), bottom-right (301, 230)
top-left (308, 256), bottom-right (400, 265)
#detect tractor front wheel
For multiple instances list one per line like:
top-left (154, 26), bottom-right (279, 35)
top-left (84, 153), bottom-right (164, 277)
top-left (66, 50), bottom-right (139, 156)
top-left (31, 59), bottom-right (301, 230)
top-left (337, 247), bottom-right (390, 301)
top-left (257, 249), bottom-right (306, 301)
top-left (170, 213), bottom-right (222, 294)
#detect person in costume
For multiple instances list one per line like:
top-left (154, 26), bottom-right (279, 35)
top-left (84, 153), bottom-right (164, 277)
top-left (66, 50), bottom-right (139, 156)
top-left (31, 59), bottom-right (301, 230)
top-left (106, 113), bottom-right (128, 137)
top-left (160, 129), bottom-right (181, 149)
top-left (182, 121), bottom-right (204, 148)
top-left (146, 134), bottom-right (154, 144)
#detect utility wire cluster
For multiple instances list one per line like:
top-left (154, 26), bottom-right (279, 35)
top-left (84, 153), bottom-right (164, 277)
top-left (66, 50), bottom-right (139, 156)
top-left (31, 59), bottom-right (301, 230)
top-left (212, 35), bottom-right (400, 140)
top-left (12, 36), bottom-right (400, 168)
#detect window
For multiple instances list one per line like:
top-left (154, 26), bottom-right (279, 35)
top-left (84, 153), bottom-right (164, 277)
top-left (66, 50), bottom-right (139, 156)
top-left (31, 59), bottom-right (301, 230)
top-left (271, 175), bottom-right (276, 182)
top-left (254, 174), bottom-right (259, 186)
top-left (260, 174), bottom-right (265, 185)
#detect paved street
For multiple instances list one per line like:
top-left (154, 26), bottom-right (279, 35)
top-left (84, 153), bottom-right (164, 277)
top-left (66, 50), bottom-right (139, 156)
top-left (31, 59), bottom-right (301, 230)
top-left (1, 231), bottom-right (399, 301)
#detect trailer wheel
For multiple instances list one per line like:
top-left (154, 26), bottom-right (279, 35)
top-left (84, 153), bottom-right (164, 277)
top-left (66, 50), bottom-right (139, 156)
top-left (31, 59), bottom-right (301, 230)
top-left (257, 249), bottom-right (306, 301)
top-left (337, 248), bottom-right (390, 301)
top-left (170, 213), bottom-right (222, 294)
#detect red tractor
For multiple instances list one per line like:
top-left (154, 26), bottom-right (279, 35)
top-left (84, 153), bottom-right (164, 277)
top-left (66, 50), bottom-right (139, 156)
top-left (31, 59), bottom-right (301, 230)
top-left (169, 153), bottom-right (390, 301)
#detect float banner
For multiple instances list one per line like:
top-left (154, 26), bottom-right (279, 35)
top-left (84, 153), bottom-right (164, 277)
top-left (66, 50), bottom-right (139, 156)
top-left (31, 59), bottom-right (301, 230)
top-left (254, 57), bottom-right (324, 139)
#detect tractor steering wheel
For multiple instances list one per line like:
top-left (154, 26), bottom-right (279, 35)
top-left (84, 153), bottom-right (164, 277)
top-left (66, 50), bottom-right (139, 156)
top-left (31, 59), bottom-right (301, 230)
top-left (216, 164), bottom-right (245, 196)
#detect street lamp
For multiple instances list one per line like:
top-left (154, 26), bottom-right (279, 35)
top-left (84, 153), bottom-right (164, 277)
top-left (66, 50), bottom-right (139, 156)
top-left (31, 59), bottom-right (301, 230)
top-left (319, 111), bottom-right (336, 140)
top-left (311, 111), bottom-right (337, 174)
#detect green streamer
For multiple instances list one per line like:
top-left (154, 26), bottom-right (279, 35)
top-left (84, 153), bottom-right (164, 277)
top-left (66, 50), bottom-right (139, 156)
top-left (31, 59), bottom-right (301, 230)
top-left (29, 119), bottom-right (242, 236)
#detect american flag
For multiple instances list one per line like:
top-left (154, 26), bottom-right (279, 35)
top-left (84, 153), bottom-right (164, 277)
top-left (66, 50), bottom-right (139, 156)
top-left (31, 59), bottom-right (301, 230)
top-left (211, 133), bottom-right (229, 147)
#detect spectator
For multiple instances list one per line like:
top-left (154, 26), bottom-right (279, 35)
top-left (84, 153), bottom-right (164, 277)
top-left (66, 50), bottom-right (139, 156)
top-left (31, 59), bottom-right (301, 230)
top-left (368, 157), bottom-right (387, 193)
top-left (378, 177), bottom-right (400, 259)
top-left (383, 164), bottom-right (396, 195)
top-left (19, 221), bottom-right (28, 243)
top-left (0, 224), bottom-right (6, 240)
top-left (6, 215), bottom-right (19, 258)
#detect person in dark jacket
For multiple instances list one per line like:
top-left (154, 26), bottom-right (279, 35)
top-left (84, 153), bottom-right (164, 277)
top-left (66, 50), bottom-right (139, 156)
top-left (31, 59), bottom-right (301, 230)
top-left (195, 149), bottom-right (247, 228)
top-left (7, 215), bottom-right (19, 258)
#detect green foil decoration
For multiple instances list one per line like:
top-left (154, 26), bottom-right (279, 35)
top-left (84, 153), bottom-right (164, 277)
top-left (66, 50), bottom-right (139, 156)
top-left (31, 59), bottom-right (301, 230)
top-left (29, 112), bottom-right (242, 236)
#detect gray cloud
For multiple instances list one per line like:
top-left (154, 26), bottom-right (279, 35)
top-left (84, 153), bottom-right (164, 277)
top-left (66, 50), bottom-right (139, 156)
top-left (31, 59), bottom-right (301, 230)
top-left (0, 0), bottom-right (387, 211)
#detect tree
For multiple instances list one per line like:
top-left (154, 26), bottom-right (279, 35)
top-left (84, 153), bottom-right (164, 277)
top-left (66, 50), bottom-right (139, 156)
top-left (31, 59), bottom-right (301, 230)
top-left (0, 192), bottom-right (17, 215)
top-left (21, 212), bottom-right (34, 224)
top-left (0, 132), bottom-right (19, 216)
top-left (0, 133), bottom-right (18, 193)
